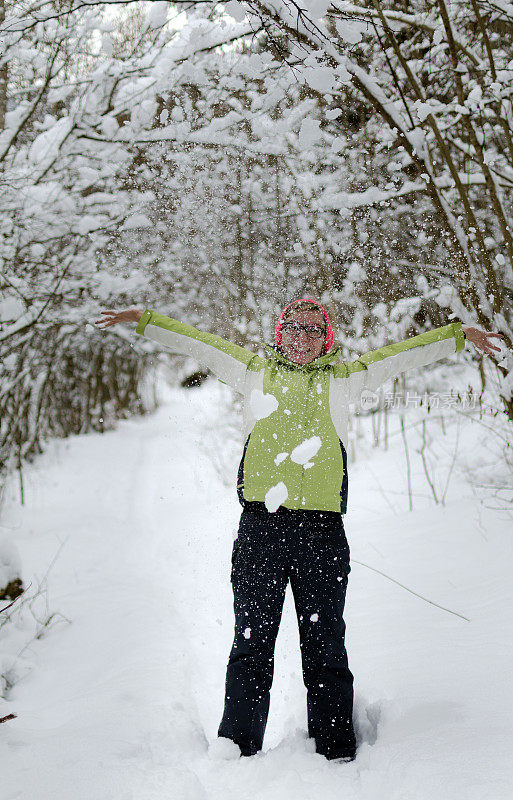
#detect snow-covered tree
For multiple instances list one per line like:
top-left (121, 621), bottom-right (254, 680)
top-left (2, 0), bottom-right (512, 510)
top-left (224, 0), bottom-right (513, 414)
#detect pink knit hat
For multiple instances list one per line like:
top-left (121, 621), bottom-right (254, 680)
top-left (275, 299), bottom-right (335, 354)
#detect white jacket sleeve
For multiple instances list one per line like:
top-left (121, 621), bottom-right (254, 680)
top-left (345, 322), bottom-right (465, 403)
top-left (136, 309), bottom-right (262, 394)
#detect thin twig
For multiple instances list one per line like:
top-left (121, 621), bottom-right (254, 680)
top-left (0, 582), bottom-right (32, 615)
top-left (400, 414), bottom-right (413, 511)
top-left (352, 559), bottom-right (470, 621)
top-left (419, 419), bottom-right (439, 504)
top-left (441, 418), bottom-right (461, 505)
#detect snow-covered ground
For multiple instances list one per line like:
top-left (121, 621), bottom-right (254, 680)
top-left (1, 377), bottom-right (513, 800)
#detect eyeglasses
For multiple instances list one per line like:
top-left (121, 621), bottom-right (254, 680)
top-left (281, 322), bottom-right (327, 340)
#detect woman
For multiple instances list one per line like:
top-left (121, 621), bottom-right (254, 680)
top-left (96, 300), bottom-right (502, 761)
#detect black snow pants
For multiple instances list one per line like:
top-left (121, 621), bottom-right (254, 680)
top-left (218, 505), bottom-right (356, 760)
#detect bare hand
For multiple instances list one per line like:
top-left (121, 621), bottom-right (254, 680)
top-left (94, 309), bottom-right (144, 329)
top-left (461, 325), bottom-right (505, 356)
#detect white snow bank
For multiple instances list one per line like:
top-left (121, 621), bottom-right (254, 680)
top-left (1, 379), bottom-right (513, 800)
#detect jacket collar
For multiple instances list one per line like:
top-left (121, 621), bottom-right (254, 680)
top-left (263, 343), bottom-right (343, 372)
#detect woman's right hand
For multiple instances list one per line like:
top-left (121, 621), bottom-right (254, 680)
top-left (94, 308), bottom-right (144, 328)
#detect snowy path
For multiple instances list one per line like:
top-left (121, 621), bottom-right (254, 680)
top-left (2, 381), bottom-right (513, 800)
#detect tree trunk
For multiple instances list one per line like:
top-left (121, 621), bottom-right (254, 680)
top-left (0, 0), bottom-right (7, 131)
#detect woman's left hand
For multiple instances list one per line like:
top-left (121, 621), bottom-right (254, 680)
top-left (461, 325), bottom-right (505, 356)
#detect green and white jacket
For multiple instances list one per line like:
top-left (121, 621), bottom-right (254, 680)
top-left (136, 310), bottom-right (465, 513)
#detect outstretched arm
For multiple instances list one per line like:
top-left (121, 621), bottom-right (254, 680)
top-left (342, 321), bottom-right (504, 401)
top-left (95, 308), bottom-right (261, 394)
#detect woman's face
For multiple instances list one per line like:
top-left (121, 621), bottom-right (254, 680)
top-left (279, 310), bottom-right (327, 365)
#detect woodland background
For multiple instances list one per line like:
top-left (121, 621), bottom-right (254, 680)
top-left (1, 0), bottom-right (513, 597)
